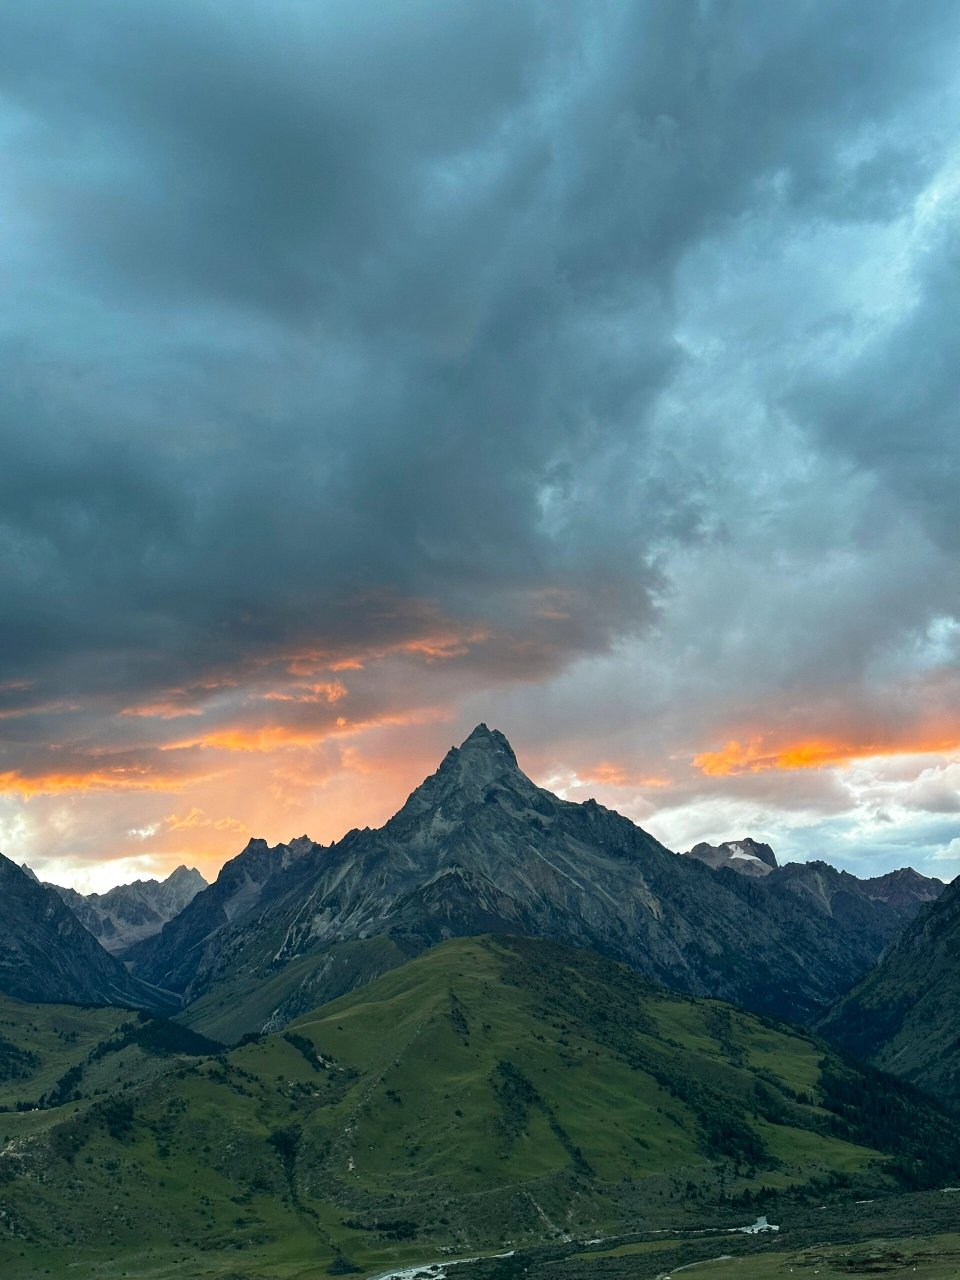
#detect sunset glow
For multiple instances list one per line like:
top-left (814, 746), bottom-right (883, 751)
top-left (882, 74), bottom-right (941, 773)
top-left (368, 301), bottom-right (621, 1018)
top-left (1, 0), bottom-right (958, 890)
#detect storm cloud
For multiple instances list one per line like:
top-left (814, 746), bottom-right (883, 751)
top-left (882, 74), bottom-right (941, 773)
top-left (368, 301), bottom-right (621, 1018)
top-left (1, 0), bottom-right (959, 885)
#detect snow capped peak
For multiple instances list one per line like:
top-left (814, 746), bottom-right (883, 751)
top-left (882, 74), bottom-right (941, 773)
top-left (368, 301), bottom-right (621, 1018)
top-left (683, 837), bottom-right (777, 877)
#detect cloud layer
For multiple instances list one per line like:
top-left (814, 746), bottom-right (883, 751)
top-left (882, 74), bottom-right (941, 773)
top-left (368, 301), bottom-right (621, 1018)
top-left (1, 0), bottom-right (959, 887)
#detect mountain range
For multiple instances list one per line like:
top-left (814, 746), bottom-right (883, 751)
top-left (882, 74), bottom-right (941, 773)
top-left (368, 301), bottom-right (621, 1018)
top-left (682, 838), bottom-right (943, 919)
top-left (1, 725), bottom-right (955, 1105)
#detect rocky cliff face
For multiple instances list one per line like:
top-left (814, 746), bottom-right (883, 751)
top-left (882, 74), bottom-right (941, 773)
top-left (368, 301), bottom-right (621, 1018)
top-left (128, 726), bottom-right (922, 1026)
top-left (0, 852), bottom-right (175, 1009)
top-left (49, 865), bottom-right (207, 953)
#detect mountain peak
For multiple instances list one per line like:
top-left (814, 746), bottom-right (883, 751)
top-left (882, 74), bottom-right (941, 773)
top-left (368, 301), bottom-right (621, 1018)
top-left (392, 725), bottom-right (530, 822)
top-left (167, 864), bottom-right (206, 886)
top-left (435, 724), bottom-right (522, 785)
top-left (460, 723), bottom-right (519, 762)
top-left (684, 837), bottom-right (777, 877)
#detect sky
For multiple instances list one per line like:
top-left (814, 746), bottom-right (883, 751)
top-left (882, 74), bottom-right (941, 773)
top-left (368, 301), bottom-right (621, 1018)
top-left (2, 0), bottom-right (960, 892)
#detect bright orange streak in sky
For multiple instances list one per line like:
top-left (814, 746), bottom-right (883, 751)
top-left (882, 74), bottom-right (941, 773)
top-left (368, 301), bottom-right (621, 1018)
top-left (694, 734), bottom-right (960, 776)
top-left (167, 726), bottom-right (328, 752)
top-left (582, 761), bottom-right (671, 788)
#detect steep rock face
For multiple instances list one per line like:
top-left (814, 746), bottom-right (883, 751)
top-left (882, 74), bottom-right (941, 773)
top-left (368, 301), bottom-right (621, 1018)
top-left (49, 865), bottom-right (207, 953)
top-left (0, 853), bottom-right (175, 1009)
top-left (683, 838), bottom-right (778, 877)
top-left (132, 727), bottom-right (921, 1026)
top-left (818, 874), bottom-right (960, 1104)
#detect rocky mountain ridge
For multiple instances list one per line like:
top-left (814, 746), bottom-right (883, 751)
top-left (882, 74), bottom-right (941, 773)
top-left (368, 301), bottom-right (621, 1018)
top-left (683, 840), bottom-right (942, 918)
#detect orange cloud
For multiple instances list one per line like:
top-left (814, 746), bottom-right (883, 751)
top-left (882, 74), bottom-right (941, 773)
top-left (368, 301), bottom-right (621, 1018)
top-left (0, 766), bottom-right (194, 798)
top-left (0, 699), bottom-right (79, 720)
top-left (165, 807), bottom-right (248, 835)
top-left (694, 734), bottom-right (960, 776)
top-left (167, 725), bottom-right (327, 753)
top-left (262, 679), bottom-right (347, 705)
top-left (168, 706), bottom-right (450, 756)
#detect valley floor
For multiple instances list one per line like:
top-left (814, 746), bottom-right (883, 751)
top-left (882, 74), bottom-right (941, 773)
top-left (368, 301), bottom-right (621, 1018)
top-left (4, 1190), bottom-right (959, 1280)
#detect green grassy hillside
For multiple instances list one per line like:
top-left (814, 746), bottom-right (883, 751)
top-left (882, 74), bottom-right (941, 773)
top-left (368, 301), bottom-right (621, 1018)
top-left (178, 934), bottom-right (411, 1044)
top-left (1, 936), bottom-right (958, 1280)
top-left (0, 994), bottom-right (220, 1114)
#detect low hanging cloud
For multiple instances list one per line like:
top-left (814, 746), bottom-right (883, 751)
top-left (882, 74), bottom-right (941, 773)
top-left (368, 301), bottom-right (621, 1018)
top-left (1, 0), bottom-right (959, 884)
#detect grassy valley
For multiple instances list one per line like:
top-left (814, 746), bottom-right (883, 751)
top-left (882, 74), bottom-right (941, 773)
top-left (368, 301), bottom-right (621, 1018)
top-left (2, 936), bottom-right (958, 1279)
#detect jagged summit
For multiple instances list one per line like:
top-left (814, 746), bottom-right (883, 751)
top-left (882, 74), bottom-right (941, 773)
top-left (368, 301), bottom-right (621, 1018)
top-left (166, 864), bottom-right (205, 885)
top-left (446, 723), bottom-right (521, 779)
top-left (284, 834), bottom-right (319, 858)
top-left (393, 724), bottom-right (531, 821)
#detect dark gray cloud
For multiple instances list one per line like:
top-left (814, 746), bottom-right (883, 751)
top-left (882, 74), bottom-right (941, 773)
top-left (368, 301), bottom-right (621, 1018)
top-left (1, 0), bottom-right (960, 881)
